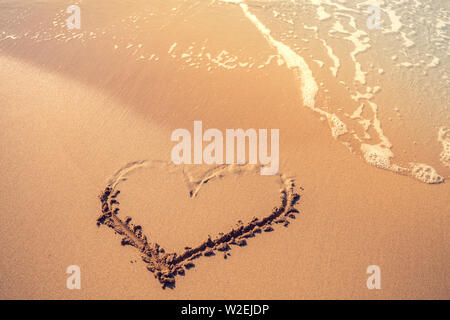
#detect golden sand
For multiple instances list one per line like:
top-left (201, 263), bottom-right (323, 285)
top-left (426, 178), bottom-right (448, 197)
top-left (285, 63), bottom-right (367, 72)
top-left (0, 0), bottom-right (449, 299)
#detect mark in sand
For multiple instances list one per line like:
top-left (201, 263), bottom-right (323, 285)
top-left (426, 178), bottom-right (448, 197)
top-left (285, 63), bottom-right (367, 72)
top-left (97, 160), bottom-right (301, 289)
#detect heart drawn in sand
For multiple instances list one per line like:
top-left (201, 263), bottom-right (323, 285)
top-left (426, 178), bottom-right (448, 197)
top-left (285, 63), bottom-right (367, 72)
top-left (97, 160), bottom-right (300, 289)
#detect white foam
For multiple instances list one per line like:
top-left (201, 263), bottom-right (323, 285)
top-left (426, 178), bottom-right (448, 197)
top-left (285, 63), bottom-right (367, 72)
top-left (264, 54), bottom-right (284, 66)
top-left (168, 42), bottom-right (177, 54)
top-left (239, 3), bottom-right (318, 108)
top-left (351, 91), bottom-right (373, 101)
top-left (346, 30), bottom-right (371, 84)
top-left (367, 101), bottom-right (391, 149)
top-left (361, 143), bottom-right (395, 171)
top-left (1, 35), bottom-right (19, 41)
top-left (314, 59), bottom-right (324, 67)
top-left (317, 7), bottom-right (331, 21)
top-left (426, 56), bottom-right (440, 69)
top-left (400, 32), bottom-right (415, 48)
top-left (211, 50), bottom-right (239, 70)
top-left (383, 6), bottom-right (403, 33)
top-left (310, 0), bottom-right (358, 13)
top-left (319, 39), bottom-right (340, 77)
top-left (349, 103), bottom-right (365, 119)
top-left (329, 114), bottom-right (348, 138)
top-left (438, 127), bottom-right (450, 168)
top-left (409, 163), bottom-right (444, 184)
top-left (329, 21), bottom-right (370, 84)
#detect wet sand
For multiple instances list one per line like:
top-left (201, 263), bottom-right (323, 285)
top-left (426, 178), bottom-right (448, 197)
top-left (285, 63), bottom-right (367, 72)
top-left (0, 0), bottom-right (449, 299)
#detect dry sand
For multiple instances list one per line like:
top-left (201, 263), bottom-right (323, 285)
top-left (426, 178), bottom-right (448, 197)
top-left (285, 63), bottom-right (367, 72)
top-left (0, 0), bottom-right (449, 299)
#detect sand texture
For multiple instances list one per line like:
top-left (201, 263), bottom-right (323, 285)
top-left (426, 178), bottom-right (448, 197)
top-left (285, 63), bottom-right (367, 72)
top-left (0, 0), bottom-right (449, 299)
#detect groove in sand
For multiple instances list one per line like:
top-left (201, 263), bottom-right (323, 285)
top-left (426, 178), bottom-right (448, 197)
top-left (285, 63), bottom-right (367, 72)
top-left (97, 161), bottom-right (301, 288)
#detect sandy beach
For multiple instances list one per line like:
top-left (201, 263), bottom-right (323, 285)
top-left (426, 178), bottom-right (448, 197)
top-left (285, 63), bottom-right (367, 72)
top-left (0, 0), bottom-right (449, 299)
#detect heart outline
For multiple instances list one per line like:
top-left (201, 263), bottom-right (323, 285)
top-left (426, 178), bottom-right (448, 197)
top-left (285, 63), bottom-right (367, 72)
top-left (97, 160), bottom-right (301, 289)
